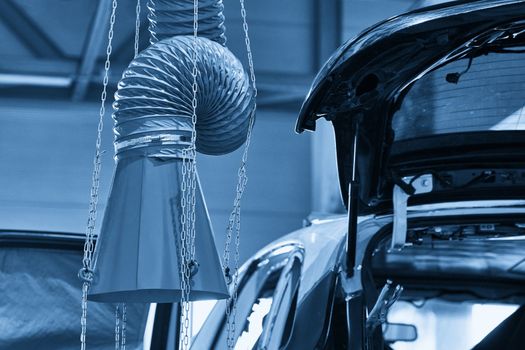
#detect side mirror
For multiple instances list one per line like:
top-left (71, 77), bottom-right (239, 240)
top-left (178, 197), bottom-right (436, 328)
top-left (383, 322), bottom-right (418, 343)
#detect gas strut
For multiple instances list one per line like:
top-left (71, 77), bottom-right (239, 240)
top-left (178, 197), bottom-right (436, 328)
top-left (346, 123), bottom-right (359, 277)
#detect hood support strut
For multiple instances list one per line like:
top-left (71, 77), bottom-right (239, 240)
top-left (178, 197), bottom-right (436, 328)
top-left (346, 123), bottom-right (359, 277)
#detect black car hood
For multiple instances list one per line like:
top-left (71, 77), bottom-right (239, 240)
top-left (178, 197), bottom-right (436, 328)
top-left (296, 0), bottom-right (525, 214)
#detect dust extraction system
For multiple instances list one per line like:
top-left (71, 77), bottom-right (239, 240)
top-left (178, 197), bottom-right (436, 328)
top-left (89, 23), bottom-right (254, 303)
top-left (78, 0), bottom-right (256, 348)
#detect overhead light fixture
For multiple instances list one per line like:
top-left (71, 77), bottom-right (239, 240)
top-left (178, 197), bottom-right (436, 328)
top-left (0, 73), bottom-right (72, 87)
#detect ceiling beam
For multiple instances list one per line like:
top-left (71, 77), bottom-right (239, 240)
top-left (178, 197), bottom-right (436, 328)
top-left (0, 56), bottom-right (311, 110)
top-left (0, 0), bottom-right (63, 58)
top-left (71, 0), bottom-right (112, 101)
top-left (0, 57), bottom-right (313, 89)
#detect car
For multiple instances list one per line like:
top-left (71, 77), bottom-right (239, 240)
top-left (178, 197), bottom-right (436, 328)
top-left (192, 1), bottom-right (525, 349)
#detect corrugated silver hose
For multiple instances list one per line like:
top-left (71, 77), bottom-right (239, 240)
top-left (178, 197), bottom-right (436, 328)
top-left (113, 36), bottom-right (254, 157)
top-left (147, 0), bottom-right (226, 45)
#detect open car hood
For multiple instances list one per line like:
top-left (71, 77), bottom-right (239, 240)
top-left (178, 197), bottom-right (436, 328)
top-left (297, 0), bottom-right (525, 214)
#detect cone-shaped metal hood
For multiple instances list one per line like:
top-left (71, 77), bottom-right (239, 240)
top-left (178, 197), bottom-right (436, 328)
top-left (88, 156), bottom-right (229, 303)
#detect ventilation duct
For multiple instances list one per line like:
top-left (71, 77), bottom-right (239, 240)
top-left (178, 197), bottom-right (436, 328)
top-left (147, 0), bottom-right (227, 45)
top-left (112, 36), bottom-right (254, 156)
top-left (88, 1), bottom-right (254, 302)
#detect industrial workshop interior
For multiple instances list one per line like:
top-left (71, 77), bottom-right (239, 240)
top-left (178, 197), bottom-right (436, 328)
top-left (2, 0), bottom-right (525, 349)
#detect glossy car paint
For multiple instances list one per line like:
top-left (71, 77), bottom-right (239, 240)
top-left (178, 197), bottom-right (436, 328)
top-left (193, 204), bottom-right (525, 348)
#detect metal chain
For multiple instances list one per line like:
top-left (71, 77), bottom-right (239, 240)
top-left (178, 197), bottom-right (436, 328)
top-left (134, 0), bottom-right (141, 58)
top-left (121, 303), bottom-right (127, 350)
top-left (223, 0), bottom-right (258, 348)
top-left (80, 283), bottom-right (89, 347)
top-left (180, 145), bottom-right (190, 349)
top-left (114, 303), bottom-right (127, 350)
top-left (179, 0), bottom-right (199, 349)
top-left (115, 305), bottom-right (121, 350)
top-left (115, 2), bottom-right (138, 347)
top-left (79, 0), bottom-right (118, 349)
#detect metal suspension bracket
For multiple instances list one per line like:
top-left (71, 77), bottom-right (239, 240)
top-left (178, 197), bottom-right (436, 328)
top-left (391, 174), bottom-right (433, 251)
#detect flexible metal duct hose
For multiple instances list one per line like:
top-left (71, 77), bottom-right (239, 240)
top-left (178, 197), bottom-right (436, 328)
top-left (113, 36), bottom-right (254, 157)
top-left (147, 0), bottom-right (226, 45)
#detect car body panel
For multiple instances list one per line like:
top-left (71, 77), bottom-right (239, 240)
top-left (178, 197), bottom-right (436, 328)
top-left (296, 0), bottom-right (525, 213)
top-left (193, 205), bottom-right (525, 349)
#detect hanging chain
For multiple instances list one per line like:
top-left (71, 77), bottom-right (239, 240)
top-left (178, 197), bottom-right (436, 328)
top-left (80, 283), bottom-right (89, 348)
top-left (79, 0), bottom-right (118, 349)
top-left (121, 303), bottom-right (127, 350)
top-left (115, 304), bottom-right (121, 350)
top-left (114, 303), bottom-right (127, 350)
top-left (113, 2), bottom-right (140, 347)
top-left (223, 0), bottom-right (258, 348)
top-left (179, 0), bottom-right (199, 349)
top-left (134, 0), bottom-right (141, 58)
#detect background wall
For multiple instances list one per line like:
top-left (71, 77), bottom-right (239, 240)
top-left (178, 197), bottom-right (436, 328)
top-left (0, 0), bottom-right (419, 262)
top-left (0, 99), bottom-right (310, 262)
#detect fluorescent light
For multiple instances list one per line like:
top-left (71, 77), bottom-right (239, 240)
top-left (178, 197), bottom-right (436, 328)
top-left (0, 73), bottom-right (72, 87)
top-left (143, 303), bottom-right (157, 350)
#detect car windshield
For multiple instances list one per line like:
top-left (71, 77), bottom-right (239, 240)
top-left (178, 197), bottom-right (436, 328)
top-left (392, 51), bottom-right (525, 140)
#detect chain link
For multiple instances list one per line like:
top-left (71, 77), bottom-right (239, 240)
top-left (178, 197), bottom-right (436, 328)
top-left (79, 0), bottom-right (118, 349)
top-left (223, 0), bottom-right (258, 348)
top-left (179, 0), bottom-right (199, 349)
top-left (134, 0), bottom-right (141, 58)
top-left (114, 303), bottom-right (127, 350)
top-left (121, 303), bottom-right (127, 350)
top-left (80, 282), bottom-right (89, 347)
top-left (115, 305), bottom-right (121, 350)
